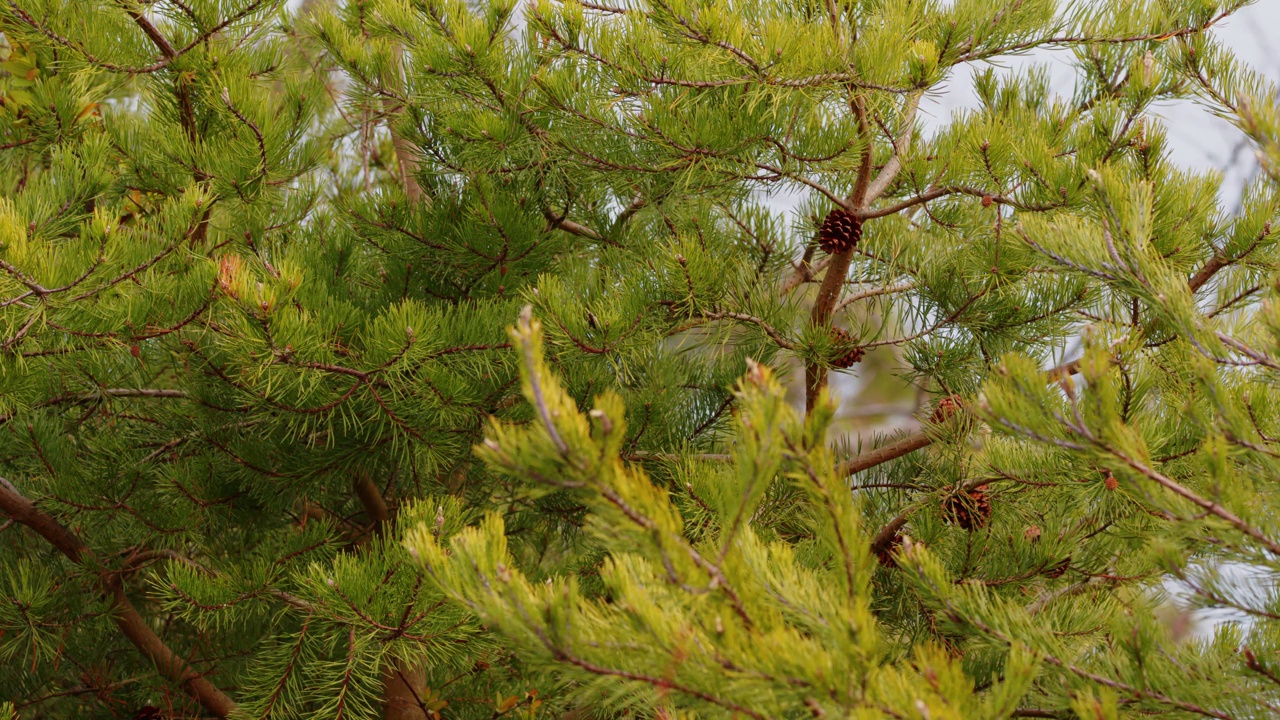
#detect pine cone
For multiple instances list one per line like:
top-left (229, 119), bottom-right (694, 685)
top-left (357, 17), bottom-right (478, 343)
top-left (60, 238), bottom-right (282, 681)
top-left (1045, 557), bottom-right (1070, 579)
top-left (829, 327), bottom-right (865, 369)
top-left (942, 484), bottom-right (991, 531)
top-left (818, 208), bottom-right (861, 254)
top-left (874, 531), bottom-right (902, 568)
top-left (930, 394), bottom-right (965, 424)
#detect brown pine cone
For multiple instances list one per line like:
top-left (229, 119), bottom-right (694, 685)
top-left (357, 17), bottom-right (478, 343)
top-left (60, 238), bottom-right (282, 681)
top-left (818, 208), bottom-right (861, 254)
top-left (930, 394), bottom-right (965, 424)
top-left (874, 531), bottom-right (903, 568)
top-left (829, 327), bottom-right (865, 368)
top-left (942, 484), bottom-right (991, 531)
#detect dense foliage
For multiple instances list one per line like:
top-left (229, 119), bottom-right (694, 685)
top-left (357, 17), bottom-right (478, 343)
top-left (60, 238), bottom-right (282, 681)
top-left (2, 0), bottom-right (1280, 718)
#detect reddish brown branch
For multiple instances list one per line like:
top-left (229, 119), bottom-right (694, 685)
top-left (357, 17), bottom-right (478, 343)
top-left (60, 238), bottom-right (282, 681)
top-left (0, 476), bottom-right (237, 717)
top-left (354, 472), bottom-right (391, 540)
top-left (543, 207), bottom-right (604, 241)
top-left (839, 430), bottom-right (933, 477)
top-left (1188, 222), bottom-right (1270, 292)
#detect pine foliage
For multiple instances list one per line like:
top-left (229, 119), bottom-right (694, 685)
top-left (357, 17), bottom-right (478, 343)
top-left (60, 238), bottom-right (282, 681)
top-left (410, 311), bottom-right (1046, 719)
top-left (1, 0), bottom-right (1280, 719)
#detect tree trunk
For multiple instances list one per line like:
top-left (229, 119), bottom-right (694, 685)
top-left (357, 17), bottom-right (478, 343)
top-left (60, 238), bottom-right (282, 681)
top-left (382, 660), bottom-right (429, 719)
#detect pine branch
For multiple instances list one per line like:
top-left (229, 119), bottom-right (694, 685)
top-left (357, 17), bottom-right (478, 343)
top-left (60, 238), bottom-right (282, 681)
top-left (1244, 648), bottom-right (1280, 690)
top-left (625, 451), bottom-right (731, 462)
top-left (0, 475), bottom-right (238, 717)
top-left (347, 384), bottom-right (430, 719)
top-left (955, 9), bottom-right (1241, 63)
top-left (804, 92), bottom-right (877, 409)
top-left (221, 88), bottom-right (269, 176)
top-left (99, 388), bottom-right (190, 399)
top-left (122, 3), bottom-right (197, 141)
top-left (615, 195), bottom-right (646, 227)
top-left (382, 40), bottom-right (427, 206)
top-left (840, 431), bottom-right (933, 478)
top-left (833, 281), bottom-right (916, 312)
top-left (831, 236), bottom-right (1208, 483)
top-left (858, 185), bottom-right (1065, 220)
top-left (1188, 221), bottom-right (1271, 292)
top-left (1113, 449), bottom-right (1280, 557)
top-left (547, 648), bottom-right (768, 720)
top-left (696, 311), bottom-right (797, 350)
top-left (947, 601), bottom-right (1237, 720)
top-left (863, 92), bottom-right (922, 204)
top-left (518, 308), bottom-right (570, 456)
top-left (780, 252), bottom-right (828, 295)
top-left (543, 207), bottom-right (605, 242)
top-left (353, 471), bottom-right (391, 545)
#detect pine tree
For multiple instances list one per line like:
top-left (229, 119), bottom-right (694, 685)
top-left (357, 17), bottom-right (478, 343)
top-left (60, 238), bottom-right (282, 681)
top-left (0, 1), bottom-right (544, 717)
top-left (3, 1), bottom-right (1280, 720)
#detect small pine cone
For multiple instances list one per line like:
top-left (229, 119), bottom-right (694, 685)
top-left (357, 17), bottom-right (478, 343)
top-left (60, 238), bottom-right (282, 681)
top-left (818, 208), bottom-right (861, 254)
top-left (874, 531), bottom-right (903, 568)
top-left (1023, 525), bottom-right (1042, 543)
top-left (930, 394), bottom-right (965, 424)
top-left (829, 327), bottom-right (865, 369)
top-left (1045, 557), bottom-right (1070, 579)
top-left (942, 484), bottom-right (991, 531)
top-left (1104, 474), bottom-right (1119, 491)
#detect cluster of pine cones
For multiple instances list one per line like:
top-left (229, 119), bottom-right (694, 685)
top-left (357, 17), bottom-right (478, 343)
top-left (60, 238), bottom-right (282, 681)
top-left (819, 208), bottom-right (865, 368)
top-left (930, 394), bottom-right (964, 424)
top-left (828, 327), bottom-right (865, 368)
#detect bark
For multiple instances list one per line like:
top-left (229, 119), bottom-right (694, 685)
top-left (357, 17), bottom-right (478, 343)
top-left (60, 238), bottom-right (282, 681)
top-left (838, 430), bottom-right (933, 477)
top-left (382, 662), bottom-right (430, 720)
top-left (354, 471), bottom-right (391, 531)
top-left (804, 247), bottom-right (856, 409)
top-left (802, 93), bottom-right (921, 410)
top-left (352, 472), bottom-right (431, 720)
top-left (392, 129), bottom-right (425, 205)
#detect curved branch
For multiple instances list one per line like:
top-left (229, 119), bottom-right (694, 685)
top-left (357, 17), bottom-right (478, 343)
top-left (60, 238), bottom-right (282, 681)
top-left (0, 476), bottom-right (237, 717)
top-left (839, 430), bottom-right (932, 477)
top-left (697, 310), bottom-right (797, 350)
top-left (863, 92), bottom-right (922, 204)
top-left (833, 281), bottom-right (916, 313)
top-left (543, 207), bottom-right (605, 241)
